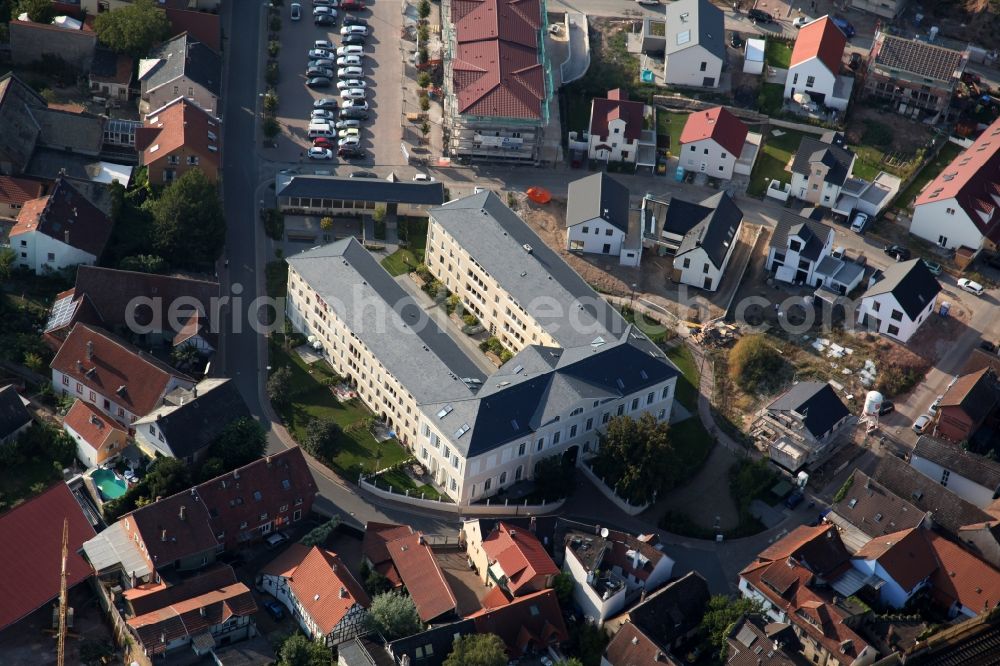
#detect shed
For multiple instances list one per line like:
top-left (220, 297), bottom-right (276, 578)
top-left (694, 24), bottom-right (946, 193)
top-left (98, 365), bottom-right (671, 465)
top-left (744, 39), bottom-right (766, 74)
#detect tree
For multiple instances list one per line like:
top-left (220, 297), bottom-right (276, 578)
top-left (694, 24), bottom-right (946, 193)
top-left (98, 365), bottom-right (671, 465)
top-left (0, 247), bottom-right (14, 280)
top-left (299, 516), bottom-right (341, 547)
top-left (144, 457), bottom-right (192, 500)
top-left (728, 334), bottom-right (787, 394)
top-left (267, 366), bottom-right (294, 408)
top-left (149, 169), bottom-right (225, 266)
top-left (532, 455), bottom-right (575, 501)
top-left (18, 0), bottom-right (55, 24)
top-left (364, 569), bottom-right (393, 596)
top-left (418, 0), bottom-right (431, 19)
top-left (443, 634), bottom-right (507, 666)
top-left (420, 120), bottom-right (431, 143)
top-left (300, 418), bottom-right (340, 459)
top-left (206, 417), bottom-right (266, 472)
top-left (552, 571), bottom-right (575, 607)
top-left (170, 344), bottom-right (201, 371)
top-left (417, 71), bottom-right (432, 89)
top-left (698, 596), bottom-right (762, 658)
top-left (119, 254), bottom-right (167, 273)
top-left (23, 351), bottom-right (44, 373)
top-left (320, 216), bottom-right (334, 231)
top-left (366, 591), bottom-right (422, 640)
top-left (277, 633), bottom-right (330, 666)
top-left (263, 116), bottom-right (281, 139)
top-left (591, 413), bottom-right (675, 505)
top-left (94, 0), bottom-right (170, 58)
top-left (556, 660), bottom-right (584, 666)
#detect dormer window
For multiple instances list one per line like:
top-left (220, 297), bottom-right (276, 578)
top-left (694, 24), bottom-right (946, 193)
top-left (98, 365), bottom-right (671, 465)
top-left (789, 239), bottom-right (802, 252)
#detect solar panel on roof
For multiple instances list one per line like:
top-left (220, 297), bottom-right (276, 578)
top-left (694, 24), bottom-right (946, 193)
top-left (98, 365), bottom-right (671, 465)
top-left (45, 295), bottom-right (77, 331)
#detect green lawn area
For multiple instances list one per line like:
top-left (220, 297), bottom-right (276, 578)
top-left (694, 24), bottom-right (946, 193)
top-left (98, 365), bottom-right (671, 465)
top-left (381, 217), bottom-right (428, 276)
top-left (748, 127), bottom-right (808, 196)
top-left (269, 339), bottom-right (410, 477)
top-left (662, 111), bottom-right (689, 155)
top-left (0, 460), bottom-right (61, 510)
top-left (765, 41), bottom-right (793, 69)
top-left (372, 468), bottom-right (444, 501)
top-left (266, 260), bottom-right (288, 299)
top-left (757, 82), bottom-right (784, 115)
top-left (849, 156), bottom-right (882, 181)
top-left (667, 344), bottom-right (700, 411)
top-left (620, 306), bottom-right (676, 344)
top-left (893, 141), bottom-right (964, 210)
top-left (671, 418), bottom-right (713, 475)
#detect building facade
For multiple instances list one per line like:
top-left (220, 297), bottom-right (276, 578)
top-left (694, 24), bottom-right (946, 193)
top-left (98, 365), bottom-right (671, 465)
top-left (663, 0), bottom-right (725, 88)
top-left (865, 31), bottom-right (968, 118)
top-left (858, 259), bottom-right (940, 343)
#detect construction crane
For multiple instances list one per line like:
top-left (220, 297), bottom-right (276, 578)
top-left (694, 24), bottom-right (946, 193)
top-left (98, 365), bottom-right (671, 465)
top-left (57, 518), bottom-right (68, 666)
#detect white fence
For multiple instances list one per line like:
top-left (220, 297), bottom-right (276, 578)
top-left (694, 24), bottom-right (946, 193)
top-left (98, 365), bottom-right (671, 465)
top-left (579, 463), bottom-right (650, 516)
top-left (766, 179), bottom-right (792, 202)
top-left (358, 476), bottom-right (565, 516)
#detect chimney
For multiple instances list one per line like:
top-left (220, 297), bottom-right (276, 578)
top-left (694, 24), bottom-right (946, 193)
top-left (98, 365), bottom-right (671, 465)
top-left (86, 341), bottom-right (94, 360)
top-left (418, 534), bottom-right (425, 546)
top-left (179, 505), bottom-right (186, 521)
top-left (161, 529), bottom-right (167, 542)
top-left (155, 496), bottom-right (163, 502)
top-left (199, 606), bottom-right (205, 617)
top-left (631, 636), bottom-right (639, 646)
top-left (234, 469), bottom-right (240, 480)
top-left (64, 229), bottom-right (70, 245)
top-left (510, 529), bottom-right (516, 538)
top-left (76, 360), bottom-right (83, 372)
top-left (339, 586), bottom-right (347, 598)
top-left (595, 524), bottom-right (601, 536)
top-left (529, 516), bottom-right (537, 532)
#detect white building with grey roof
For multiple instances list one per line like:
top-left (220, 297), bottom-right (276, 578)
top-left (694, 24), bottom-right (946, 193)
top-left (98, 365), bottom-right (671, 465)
top-left (565, 173), bottom-right (640, 267)
top-left (857, 259), bottom-right (940, 343)
top-left (670, 192), bottom-right (743, 292)
top-left (285, 193), bottom-right (678, 504)
top-left (663, 0), bottom-right (725, 88)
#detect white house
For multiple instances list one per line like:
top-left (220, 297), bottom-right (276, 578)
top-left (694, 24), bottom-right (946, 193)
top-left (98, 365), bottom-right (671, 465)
top-left (8, 177), bottom-right (113, 274)
top-left (753, 381), bottom-right (852, 472)
top-left (858, 259), bottom-right (941, 343)
top-left (565, 172), bottom-right (641, 266)
top-left (257, 544), bottom-right (370, 646)
top-left (910, 436), bottom-right (1000, 509)
top-left (138, 33), bottom-right (221, 115)
top-left (663, 0), bottom-right (725, 88)
top-left (790, 132), bottom-right (855, 206)
top-left (910, 119), bottom-right (1000, 251)
top-left (679, 107), bottom-right (749, 179)
top-left (784, 16), bottom-right (853, 111)
top-left (671, 192), bottom-right (743, 291)
top-left (587, 89), bottom-right (651, 165)
top-left (765, 212), bottom-right (835, 285)
top-left (63, 399), bottom-right (128, 469)
top-left (852, 528), bottom-right (934, 609)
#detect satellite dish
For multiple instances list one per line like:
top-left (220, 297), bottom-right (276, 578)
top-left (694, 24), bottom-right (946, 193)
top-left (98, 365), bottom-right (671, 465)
top-left (600, 528), bottom-right (609, 538)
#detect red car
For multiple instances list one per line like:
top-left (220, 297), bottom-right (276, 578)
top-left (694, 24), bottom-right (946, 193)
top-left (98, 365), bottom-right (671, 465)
top-left (313, 137), bottom-right (334, 148)
top-left (341, 0), bottom-right (364, 10)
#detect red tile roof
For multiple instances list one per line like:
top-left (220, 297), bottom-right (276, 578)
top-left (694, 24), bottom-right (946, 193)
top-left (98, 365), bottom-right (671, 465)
top-left (604, 622), bottom-right (668, 665)
top-left (926, 531), bottom-right (1000, 613)
top-left (450, 0), bottom-right (546, 119)
top-left (790, 16), bottom-right (847, 74)
top-left (589, 88), bottom-right (645, 142)
top-left (855, 527), bottom-right (937, 592)
top-left (386, 531), bottom-right (457, 622)
top-left (143, 97), bottom-right (221, 170)
top-left (915, 117), bottom-right (1000, 240)
top-left (63, 398), bottom-right (126, 451)
top-left (483, 521), bottom-right (558, 596)
top-left (481, 584), bottom-right (512, 609)
top-left (469, 589), bottom-right (568, 658)
top-left (50, 323), bottom-right (194, 419)
top-left (0, 175), bottom-right (46, 207)
top-left (164, 7), bottom-right (221, 52)
top-left (679, 106), bottom-right (748, 157)
top-left (363, 522), bottom-right (415, 566)
top-left (8, 177), bottom-right (113, 257)
top-left (0, 483), bottom-right (97, 630)
top-left (287, 546), bottom-right (370, 635)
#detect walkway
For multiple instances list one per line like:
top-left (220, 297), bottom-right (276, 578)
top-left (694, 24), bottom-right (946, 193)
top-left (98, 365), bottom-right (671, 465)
top-left (560, 13), bottom-right (590, 85)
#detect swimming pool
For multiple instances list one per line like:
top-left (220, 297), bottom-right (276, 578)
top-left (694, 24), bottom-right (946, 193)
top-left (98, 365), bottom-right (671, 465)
top-left (92, 468), bottom-right (127, 500)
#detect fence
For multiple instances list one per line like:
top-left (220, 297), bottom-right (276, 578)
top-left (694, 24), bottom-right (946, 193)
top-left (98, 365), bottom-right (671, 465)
top-left (578, 462), bottom-right (650, 516)
top-left (358, 476), bottom-right (565, 516)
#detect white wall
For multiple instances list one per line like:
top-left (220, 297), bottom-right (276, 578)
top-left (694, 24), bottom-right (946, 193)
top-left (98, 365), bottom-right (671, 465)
top-left (52, 369), bottom-right (191, 428)
top-left (858, 291), bottom-right (935, 343)
top-left (563, 549), bottom-right (625, 625)
top-left (11, 230), bottom-right (97, 274)
top-left (567, 217), bottom-right (626, 255)
top-left (619, 246), bottom-right (641, 267)
top-left (791, 171), bottom-right (844, 208)
top-left (850, 558), bottom-right (927, 608)
top-left (65, 422), bottom-right (100, 468)
top-left (145, 78), bottom-right (217, 116)
top-left (738, 577), bottom-right (786, 623)
top-left (784, 59), bottom-right (836, 104)
top-left (674, 246), bottom-right (725, 291)
top-left (680, 138), bottom-right (738, 179)
top-left (664, 45), bottom-right (722, 88)
top-left (766, 227), bottom-right (834, 285)
top-left (910, 199), bottom-right (984, 251)
top-left (910, 455), bottom-right (996, 508)
top-left (588, 117), bottom-right (639, 163)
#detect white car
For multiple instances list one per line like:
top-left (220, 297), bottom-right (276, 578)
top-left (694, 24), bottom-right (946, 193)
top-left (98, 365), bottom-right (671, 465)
top-left (313, 5), bottom-right (334, 14)
top-left (338, 135), bottom-right (361, 147)
top-left (792, 16), bottom-right (813, 28)
top-left (413, 173), bottom-right (435, 182)
top-left (912, 414), bottom-right (932, 434)
top-left (307, 147), bottom-right (334, 160)
top-left (337, 55), bottom-right (362, 67)
top-left (928, 394), bottom-right (944, 415)
top-left (308, 48), bottom-right (332, 59)
top-left (311, 109), bottom-right (336, 120)
top-left (341, 99), bottom-right (368, 110)
top-left (958, 278), bottom-right (985, 295)
top-left (340, 87), bottom-right (366, 100)
top-left (337, 79), bottom-right (367, 90)
top-left (337, 66), bottom-right (364, 78)
top-left (338, 128), bottom-right (360, 139)
top-left (336, 119), bottom-right (361, 129)
top-left (341, 24), bottom-right (369, 36)
top-left (290, 2), bottom-right (301, 20)
top-left (337, 45), bottom-right (364, 57)
top-left (314, 39), bottom-right (334, 50)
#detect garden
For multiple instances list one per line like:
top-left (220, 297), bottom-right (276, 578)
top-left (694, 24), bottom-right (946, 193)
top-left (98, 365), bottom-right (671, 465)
top-left (381, 217), bottom-right (429, 277)
top-left (747, 127), bottom-right (809, 197)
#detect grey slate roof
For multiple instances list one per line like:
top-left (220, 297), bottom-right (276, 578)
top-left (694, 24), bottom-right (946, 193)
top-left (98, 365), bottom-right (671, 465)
top-left (664, 0), bottom-right (725, 62)
top-left (791, 134), bottom-right (854, 187)
top-left (770, 212), bottom-right (832, 262)
top-left (276, 175), bottom-right (445, 206)
top-left (140, 33), bottom-right (221, 96)
top-left (830, 469), bottom-right (926, 539)
top-left (135, 379), bottom-right (252, 460)
top-left (387, 619), bottom-right (476, 666)
top-left (430, 191), bottom-right (628, 348)
top-left (913, 436), bottom-right (1000, 494)
top-left (628, 571), bottom-right (711, 646)
top-left (565, 172), bottom-right (630, 233)
top-left (767, 381), bottom-right (849, 439)
top-left (0, 385), bottom-right (31, 440)
top-left (862, 258), bottom-right (941, 321)
top-left (675, 191), bottom-right (743, 269)
top-left (286, 238), bottom-right (485, 406)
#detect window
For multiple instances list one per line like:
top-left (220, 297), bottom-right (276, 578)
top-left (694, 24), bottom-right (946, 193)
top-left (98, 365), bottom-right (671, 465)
top-left (602, 412), bottom-right (610, 424)
top-left (890, 309), bottom-right (903, 322)
top-left (19, 240), bottom-right (25, 247)
top-left (789, 239), bottom-right (801, 252)
top-left (700, 61), bottom-right (707, 71)
top-left (259, 513), bottom-right (268, 521)
top-left (631, 398), bottom-right (639, 410)
top-left (647, 392), bottom-right (655, 405)
top-left (484, 478), bottom-right (492, 491)
top-left (582, 226), bottom-right (589, 233)
top-left (239, 521), bottom-right (248, 529)
top-left (61, 375), bottom-right (69, 386)
top-left (586, 417), bottom-right (593, 431)
top-left (703, 263), bottom-right (710, 274)
top-left (536, 438), bottom-right (544, 451)
top-left (499, 471), bottom-right (507, 484)
top-left (46, 252), bottom-right (55, 261)
top-left (793, 73), bottom-right (799, 85)
top-left (518, 442), bottom-right (526, 456)
top-left (689, 145), bottom-right (696, 152)
top-left (605, 229), bottom-right (613, 236)
top-left (872, 301), bottom-right (881, 312)
top-left (704, 148), bottom-right (709, 155)
top-left (806, 76), bottom-right (815, 88)
top-left (450, 478), bottom-right (457, 491)
top-left (683, 258), bottom-right (691, 268)
top-left (946, 208), bottom-right (955, 215)
top-left (187, 156), bottom-right (199, 166)
top-left (570, 425), bottom-right (577, 437)
top-left (617, 405), bottom-right (624, 416)
top-left (718, 165), bottom-right (724, 172)
top-left (887, 324), bottom-right (900, 336)
top-left (280, 504), bottom-right (288, 512)
top-left (940, 470), bottom-right (950, 486)
top-left (515, 465), bottom-right (523, 481)
top-left (421, 447), bottom-right (428, 460)
top-left (662, 386), bottom-right (670, 399)
top-left (553, 432), bottom-right (561, 445)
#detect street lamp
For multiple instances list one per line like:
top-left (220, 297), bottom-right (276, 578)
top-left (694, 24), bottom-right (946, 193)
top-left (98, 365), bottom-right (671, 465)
top-left (630, 282), bottom-right (638, 309)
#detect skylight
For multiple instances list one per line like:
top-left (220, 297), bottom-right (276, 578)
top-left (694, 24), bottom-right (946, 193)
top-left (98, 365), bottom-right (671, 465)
top-left (437, 404), bottom-right (453, 418)
top-left (454, 423), bottom-right (470, 438)
top-left (677, 30), bottom-right (691, 45)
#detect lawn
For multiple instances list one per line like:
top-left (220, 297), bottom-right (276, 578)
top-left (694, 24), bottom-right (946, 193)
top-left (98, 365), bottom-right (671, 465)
top-left (620, 305), bottom-right (676, 344)
top-left (662, 111), bottom-right (689, 155)
top-left (266, 260), bottom-right (288, 299)
top-left (667, 344), bottom-right (700, 411)
top-left (748, 127), bottom-right (808, 196)
top-left (0, 460), bottom-right (62, 510)
top-left (372, 468), bottom-right (444, 501)
top-left (893, 141), bottom-right (964, 211)
top-left (269, 339), bottom-right (410, 477)
top-left (765, 40), bottom-right (793, 69)
top-left (381, 217), bottom-right (428, 276)
top-left (757, 81), bottom-right (784, 115)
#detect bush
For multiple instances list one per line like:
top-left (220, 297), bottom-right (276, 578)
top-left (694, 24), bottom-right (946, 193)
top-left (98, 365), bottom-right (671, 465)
top-left (418, 0), bottom-right (431, 19)
top-left (876, 364), bottom-right (924, 398)
top-left (267, 366), bottom-right (293, 408)
top-left (419, 92), bottom-right (430, 112)
top-left (268, 40), bottom-right (281, 57)
top-left (833, 474), bottom-right (854, 503)
top-left (418, 45), bottom-right (429, 65)
top-left (262, 207), bottom-right (284, 239)
top-left (417, 23), bottom-right (429, 44)
top-left (417, 71), bottom-right (432, 89)
top-left (301, 418), bottom-right (341, 460)
top-left (462, 313), bottom-right (479, 326)
top-left (265, 61), bottom-right (280, 86)
top-left (269, 15), bottom-right (282, 32)
top-left (264, 90), bottom-right (279, 116)
top-left (262, 116), bottom-right (281, 139)
top-left (728, 334), bottom-right (788, 394)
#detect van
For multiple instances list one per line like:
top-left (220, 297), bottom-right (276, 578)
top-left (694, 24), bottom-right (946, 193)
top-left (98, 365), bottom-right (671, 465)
top-left (308, 123), bottom-right (335, 138)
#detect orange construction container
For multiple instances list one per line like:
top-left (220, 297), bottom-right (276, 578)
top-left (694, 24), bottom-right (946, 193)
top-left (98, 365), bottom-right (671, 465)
top-left (526, 186), bottom-right (551, 204)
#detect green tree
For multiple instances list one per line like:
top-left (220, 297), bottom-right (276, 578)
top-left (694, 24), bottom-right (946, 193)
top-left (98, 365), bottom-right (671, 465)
top-left (0, 247), bottom-right (14, 279)
top-left (170, 344), bottom-right (201, 371)
top-left (206, 417), bottom-right (266, 472)
top-left (300, 418), bottom-right (340, 459)
top-left (144, 457), bottom-right (192, 500)
top-left (418, 0), bottom-right (430, 19)
top-left (366, 591), bottom-right (422, 640)
top-left (364, 569), bottom-right (393, 596)
top-left (263, 116), bottom-right (281, 139)
top-left (698, 596), bottom-right (762, 659)
top-left (443, 633), bottom-right (507, 666)
top-left (277, 633), bottom-right (330, 666)
top-left (556, 660), bottom-right (585, 666)
top-left (18, 0), bottom-right (55, 24)
top-left (94, 0), bottom-right (170, 57)
top-left (267, 366), bottom-right (294, 408)
top-left (532, 455), bottom-right (575, 501)
top-left (417, 72), bottom-right (431, 89)
top-left (591, 413), bottom-right (675, 505)
top-left (566, 622), bottom-right (608, 666)
top-left (320, 216), bottom-right (334, 231)
top-left (148, 169), bottom-right (225, 266)
top-left (552, 571), bottom-right (574, 607)
top-left (299, 516), bottom-right (341, 547)
top-left (728, 334), bottom-right (787, 394)
top-left (23, 350), bottom-right (44, 373)
top-left (119, 254), bottom-right (167, 273)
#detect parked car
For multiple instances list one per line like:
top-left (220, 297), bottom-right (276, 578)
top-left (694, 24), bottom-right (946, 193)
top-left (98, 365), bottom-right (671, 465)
top-left (339, 146), bottom-right (365, 158)
top-left (315, 39), bottom-right (334, 50)
top-left (338, 135), bottom-right (361, 147)
top-left (912, 414), bottom-right (932, 434)
top-left (306, 66), bottom-right (334, 78)
top-left (849, 211), bottom-right (869, 234)
top-left (341, 99), bottom-right (368, 111)
top-left (339, 106), bottom-right (369, 119)
top-left (290, 2), bottom-right (301, 20)
top-left (308, 48), bottom-right (332, 59)
top-left (342, 15), bottom-right (368, 25)
top-left (341, 0), bottom-right (364, 10)
top-left (342, 33), bottom-right (367, 45)
top-left (313, 137), bottom-right (335, 148)
top-left (832, 17), bottom-right (856, 38)
top-left (311, 109), bottom-right (336, 121)
top-left (928, 395), bottom-right (944, 415)
top-left (313, 6), bottom-right (335, 16)
top-left (337, 45), bottom-right (364, 57)
top-left (340, 87), bottom-right (366, 100)
top-left (336, 118), bottom-right (362, 129)
top-left (337, 55), bottom-right (363, 67)
top-left (981, 340), bottom-right (998, 353)
top-left (729, 32), bottom-right (744, 49)
top-left (878, 400), bottom-right (895, 416)
top-left (341, 24), bottom-right (369, 35)
top-left (747, 8), bottom-right (773, 23)
top-left (314, 97), bottom-right (339, 109)
top-left (338, 78), bottom-right (367, 89)
top-left (309, 58), bottom-right (335, 69)
top-left (922, 258), bottom-right (942, 276)
top-left (350, 171), bottom-right (378, 178)
top-left (831, 246), bottom-right (845, 260)
top-left (338, 66), bottom-right (364, 79)
top-left (882, 244), bottom-right (911, 261)
top-left (958, 278), bottom-right (985, 295)
top-left (308, 146), bottom-right (334, 159)
top-left (636, 0), bottom-right (659, 4)
top-left (314, 13), bottom-right (336, 25)
top-left (314, 0), bottom-right (337, 5)
top-left (306, 76), bottom-right (332, 88)
top-left (785, 491), bottom-right (805, 509)
top-left (792, 16), bottom-right (812, 28)
top-left (265, 532), bottom-right (289, 549)
top-left (413, 173), bottom-right (435, 182)
top-left (338, 128), bottom-right (360, 140)
top-left (263, 599), bottom-right (286, 621)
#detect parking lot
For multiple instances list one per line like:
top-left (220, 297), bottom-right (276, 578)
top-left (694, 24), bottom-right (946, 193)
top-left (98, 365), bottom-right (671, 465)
top-left (274, 0), bottom-right (406, 170)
